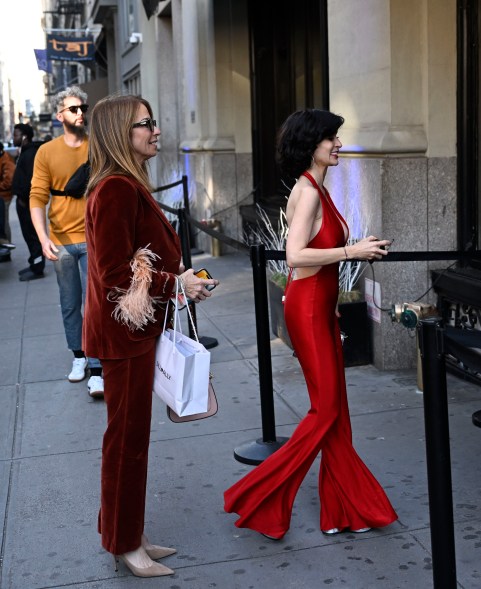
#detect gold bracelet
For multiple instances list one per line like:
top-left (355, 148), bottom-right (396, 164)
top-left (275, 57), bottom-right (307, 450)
top-left (343, 246), bottom-right (349, 260)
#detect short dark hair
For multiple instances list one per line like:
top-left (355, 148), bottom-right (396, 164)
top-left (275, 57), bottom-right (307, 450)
top-left (277, 109), bottom-right (344, 179)
top-left (14, 123), bottom-right (34, 141)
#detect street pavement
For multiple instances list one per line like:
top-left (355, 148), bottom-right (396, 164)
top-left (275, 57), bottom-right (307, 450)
top-left (1, 209), bottom-right (481, 589)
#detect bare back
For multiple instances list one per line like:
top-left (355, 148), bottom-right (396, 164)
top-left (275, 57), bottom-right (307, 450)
top-left (286, 179), bottom-right (324, 280)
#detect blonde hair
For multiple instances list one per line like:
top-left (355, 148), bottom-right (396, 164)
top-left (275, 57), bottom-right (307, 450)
top-left (86, 94), bottom-right (154, 195)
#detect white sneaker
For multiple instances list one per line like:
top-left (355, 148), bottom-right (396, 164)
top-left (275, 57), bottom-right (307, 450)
top-left (68, 357), bottom-right (88, 382)
top-left (87, 375), bottom-right (104, 399)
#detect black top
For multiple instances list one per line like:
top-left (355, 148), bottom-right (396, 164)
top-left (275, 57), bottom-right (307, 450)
top-left (11, 141), bottom-right (44, 200)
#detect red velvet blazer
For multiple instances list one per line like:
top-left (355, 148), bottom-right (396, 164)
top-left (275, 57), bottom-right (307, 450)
top-left (83, 175), bottom-right (182, 359)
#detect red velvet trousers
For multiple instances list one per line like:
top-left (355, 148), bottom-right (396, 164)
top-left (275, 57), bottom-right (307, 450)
top-left (224, 269), bottom-right (397, 538)
top-left (98, 341), bottom-right (156, 555)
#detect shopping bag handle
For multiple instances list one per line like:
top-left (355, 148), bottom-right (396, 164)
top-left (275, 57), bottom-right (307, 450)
top-left (161, 277), bottom-right (200, 345)
top-left (176, 277), bottom-right (200, 343)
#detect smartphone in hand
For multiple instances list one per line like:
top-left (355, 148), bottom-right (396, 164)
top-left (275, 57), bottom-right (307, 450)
top-left (380, 239), bottom-right (394, 251)
top-left (195, 268), bottom-right (216, 291)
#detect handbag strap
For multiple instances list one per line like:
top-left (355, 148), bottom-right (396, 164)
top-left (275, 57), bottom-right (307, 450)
top-left (162, 279), bottom-right (182, 348)
top-left (162, 283), bottom-right (178, 334)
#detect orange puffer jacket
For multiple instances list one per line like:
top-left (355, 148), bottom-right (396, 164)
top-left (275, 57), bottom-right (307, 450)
top-left (0, 150), bottom-right (16, 202)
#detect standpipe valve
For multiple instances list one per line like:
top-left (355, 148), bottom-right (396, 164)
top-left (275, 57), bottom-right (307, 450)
top-left (389, 302), bottom-right (438, 393)
top-left (389, 302), bottom-right (438, 328)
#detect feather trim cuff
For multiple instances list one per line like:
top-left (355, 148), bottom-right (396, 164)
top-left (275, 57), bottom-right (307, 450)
top-left (107, 246), bottom-right (166, 331)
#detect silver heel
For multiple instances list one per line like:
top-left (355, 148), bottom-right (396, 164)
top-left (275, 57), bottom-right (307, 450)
top-left (113, 555), bottom-right (119, 572)
top-left (322, 528), bottom-right (341, 535)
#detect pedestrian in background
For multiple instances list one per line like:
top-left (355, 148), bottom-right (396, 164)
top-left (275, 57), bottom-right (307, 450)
top-left (12, 123), bottom-right (46, 281)
top-left (30, 86), bottom-right (104, 398)
top-left (0, 140), bottom-right (16, 249)
top-left (84, 94), bottom-right (217, 578)
top-left (0, 199), bottom-right (14, 262)
top-left (225, 109), bottom-right (397, 540)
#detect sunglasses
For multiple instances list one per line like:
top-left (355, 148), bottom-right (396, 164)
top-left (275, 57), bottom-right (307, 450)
top-left (59, 104), bottom-right (89, 114)
top-left (132, 118), bottom-right (157, 132)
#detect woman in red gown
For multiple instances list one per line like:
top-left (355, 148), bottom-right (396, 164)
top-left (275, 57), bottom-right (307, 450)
top-left (224, 109), bottom-right (397, 539)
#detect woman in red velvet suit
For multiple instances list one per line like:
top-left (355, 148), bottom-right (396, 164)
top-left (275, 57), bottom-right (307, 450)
top-left (83, 95), bottom-right (217, 578)
top-left (224, 109), bottom-right (397, 540)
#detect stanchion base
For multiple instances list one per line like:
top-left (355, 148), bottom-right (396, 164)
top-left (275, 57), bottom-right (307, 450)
top-left (472, 410), bottom-right (481, 428)
top-left (199, 335), bottom-right (218, 349)
top-left (234, 437), bottom-right (289, 465)
top-left (191, 247), bottom-right (204, 256)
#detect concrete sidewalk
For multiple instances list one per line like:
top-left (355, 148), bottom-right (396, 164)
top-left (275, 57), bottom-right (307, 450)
top-left (1, 210), bottom-right (481, 589)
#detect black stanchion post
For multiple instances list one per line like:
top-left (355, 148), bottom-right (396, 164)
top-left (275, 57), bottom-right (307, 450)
top-left (177, 208), bottom-right (196, 339)
top-left (417, 318), bottom-right (457, 589)
top-left (178, 208), bottom-right (218, 349)
top-left (234, 244), bottom-right (288, 465)
top-left (182, 175), bottom-right (203, 255)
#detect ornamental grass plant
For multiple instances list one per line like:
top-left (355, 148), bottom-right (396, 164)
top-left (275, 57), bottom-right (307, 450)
top-left (250, 204), bottom-right (370, 302)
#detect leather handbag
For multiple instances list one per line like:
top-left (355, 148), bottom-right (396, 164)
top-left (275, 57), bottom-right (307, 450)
top-left (167, 376), bottom-right (218, 422)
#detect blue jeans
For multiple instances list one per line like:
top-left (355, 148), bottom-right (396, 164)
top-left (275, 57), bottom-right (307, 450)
top-left (53, 242), bottom-right (101, 370)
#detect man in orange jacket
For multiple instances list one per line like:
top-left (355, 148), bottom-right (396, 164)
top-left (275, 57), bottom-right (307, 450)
top-left (30, 86), bottom-right (103, 398)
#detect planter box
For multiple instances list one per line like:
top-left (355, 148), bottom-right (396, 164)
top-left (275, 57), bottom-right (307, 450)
top-left (268, 279), bottom-right (371, 367)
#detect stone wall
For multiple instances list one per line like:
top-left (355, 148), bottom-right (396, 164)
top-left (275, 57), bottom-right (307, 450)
top-left (326, 155), bottom-right (456, 369)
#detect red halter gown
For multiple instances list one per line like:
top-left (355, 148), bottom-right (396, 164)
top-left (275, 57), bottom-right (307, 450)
top-left (224, 171), bottom-right (397, 538)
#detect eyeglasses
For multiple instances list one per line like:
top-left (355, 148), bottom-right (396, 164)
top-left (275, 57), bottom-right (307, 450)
top-left (59, 104), bottom-right (89, 115)
top-left (132, 118), bottom-right (157, 132)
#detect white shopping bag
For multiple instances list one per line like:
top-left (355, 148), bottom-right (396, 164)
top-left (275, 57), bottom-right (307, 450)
top-left (153, 278), bottom-right (210, 416)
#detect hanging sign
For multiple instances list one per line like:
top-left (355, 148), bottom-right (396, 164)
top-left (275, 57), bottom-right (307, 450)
top-left (46, 35), bottom-right (94, 61)
top-left (34, 49), bottom-right (52, 73)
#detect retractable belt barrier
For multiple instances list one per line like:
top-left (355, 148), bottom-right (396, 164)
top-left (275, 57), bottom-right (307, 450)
top-left (185, 212), bottom-right (250, 252)
top-left (153, 177), bottom-right (222, 348)
top-left (265, 249), bottom-right (481, 262)
top-left (232, 246), bottom-right (481, 467)
top-left (152, 177), bottom-right (184, 194)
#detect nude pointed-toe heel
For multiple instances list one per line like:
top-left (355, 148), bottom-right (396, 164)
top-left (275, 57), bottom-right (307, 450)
top-left (114, 555), bottom-right (174, 577)
top-left (145, 545), bottom-right (177, 560)
top-left (140, 534), bottom-right (177, 560)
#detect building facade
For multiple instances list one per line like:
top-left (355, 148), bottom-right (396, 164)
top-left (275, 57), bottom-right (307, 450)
top-left (58, 0), bottom-right (477, 372)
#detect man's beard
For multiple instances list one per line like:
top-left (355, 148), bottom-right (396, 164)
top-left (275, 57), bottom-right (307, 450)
top-left (64, 120), bottom-right (87, 137)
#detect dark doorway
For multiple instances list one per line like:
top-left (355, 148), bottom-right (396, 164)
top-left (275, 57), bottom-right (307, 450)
top-left (430, 0), bottom-right (481, 387)
top-left (241, 0), bottom-right (329, 230)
